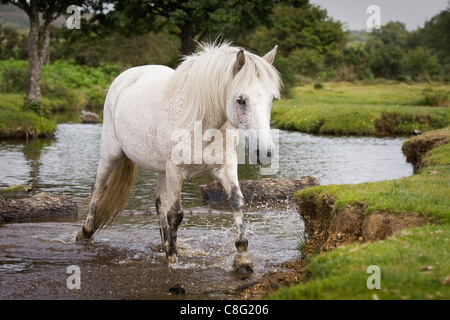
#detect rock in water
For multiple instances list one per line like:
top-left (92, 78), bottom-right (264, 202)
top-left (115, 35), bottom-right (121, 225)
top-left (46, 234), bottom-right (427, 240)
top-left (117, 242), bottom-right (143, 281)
top-left (199, 176), bottom-right (319, 204)
top-left (80, 110), bottom-right (99, 124)
top-left (0, 193), bottom-right (78, 222)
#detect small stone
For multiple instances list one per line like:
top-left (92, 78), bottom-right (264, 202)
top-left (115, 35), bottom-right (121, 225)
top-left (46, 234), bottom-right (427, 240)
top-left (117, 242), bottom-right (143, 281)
top-left (80, 110), bottom-right (99, 124)
top-left (168, 284), bottom-right (186, 295)
top-left (420, 265), bottom-right (434, 271)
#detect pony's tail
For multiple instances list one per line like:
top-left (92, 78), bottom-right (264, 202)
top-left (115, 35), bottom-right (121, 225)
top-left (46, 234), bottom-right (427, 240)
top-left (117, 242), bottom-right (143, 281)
top-left (93, 156), bottom-right (138, 230)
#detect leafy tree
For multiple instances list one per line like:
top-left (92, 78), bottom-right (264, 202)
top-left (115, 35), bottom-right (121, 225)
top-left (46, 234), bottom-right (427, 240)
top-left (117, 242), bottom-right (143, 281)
top-left (0, 24), bottom-right (27, 60)
top-left (289, 48), bottom-right (324, 77)
top-left (240, 3), bottom-right (346, 86)
top-left (340, 46), bottom-right (373, 80)
top-left (0, 0), bottom-right (86, 104)
top-left (365, 22), bottom-right (409, 79)
top-left (375, 21), bottom-right (409, 47)
top-left (367, 44), bottom-right (404, 79)
top-left (244, 3), bottom-right (347, 57)
top-left (92, 0), bottom-right (277, 56)
top-left (419, 5), bottom-right (450, 64)
top-left (404, 46), bottom-right (438, 80)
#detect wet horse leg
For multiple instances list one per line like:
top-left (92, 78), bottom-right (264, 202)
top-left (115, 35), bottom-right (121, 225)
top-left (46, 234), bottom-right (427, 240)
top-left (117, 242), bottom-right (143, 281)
top-left (155, 173), bottom-right (170, 252)
top-left (164, 164), bottom-right (185, 263)
top-left (214, 165), bottom-right (253, 273)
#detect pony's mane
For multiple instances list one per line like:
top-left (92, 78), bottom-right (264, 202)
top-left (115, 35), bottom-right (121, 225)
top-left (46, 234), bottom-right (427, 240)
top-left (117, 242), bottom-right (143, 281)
top-left (164, 42), bottom-right (282, 127)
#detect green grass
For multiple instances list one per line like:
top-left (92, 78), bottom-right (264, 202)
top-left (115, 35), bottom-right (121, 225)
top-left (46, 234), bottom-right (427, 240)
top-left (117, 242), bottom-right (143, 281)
top-left (271, 224), bottom-right (449, 300)
top-left (272, 82), bottom-right (450, 136)
top-left (269, 127), bottom-right (450, 300)
top-left (0, 93), bottom-right (56, 139)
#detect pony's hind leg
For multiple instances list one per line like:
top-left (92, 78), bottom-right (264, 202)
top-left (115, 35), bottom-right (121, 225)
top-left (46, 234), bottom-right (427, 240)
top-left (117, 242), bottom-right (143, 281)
top-left (76, 155), bottom-right (123, 241)
top-left (155, 173), bottom-right (170, 251)
top-left (163, 164), bottom-right (185, 263)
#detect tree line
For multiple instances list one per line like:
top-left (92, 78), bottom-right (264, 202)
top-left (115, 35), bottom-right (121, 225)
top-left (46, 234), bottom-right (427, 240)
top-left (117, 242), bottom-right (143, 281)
top-left (0, 0), bottom-right (449, 104)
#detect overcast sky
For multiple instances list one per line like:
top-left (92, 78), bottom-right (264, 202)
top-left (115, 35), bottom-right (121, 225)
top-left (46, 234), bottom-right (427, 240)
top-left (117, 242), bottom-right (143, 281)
top-left (309, 0), bottom-right (449, 30)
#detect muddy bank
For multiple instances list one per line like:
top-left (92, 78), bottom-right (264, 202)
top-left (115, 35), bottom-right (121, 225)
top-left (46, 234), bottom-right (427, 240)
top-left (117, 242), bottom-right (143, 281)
top-left (239, 259), bottom-right (306, 299)
top-left (293, 130), bottom-right (440, 255)
top-left (401, 127), bottom-right (450, 168)
top-left (296, 198), bottom-right (427, 255)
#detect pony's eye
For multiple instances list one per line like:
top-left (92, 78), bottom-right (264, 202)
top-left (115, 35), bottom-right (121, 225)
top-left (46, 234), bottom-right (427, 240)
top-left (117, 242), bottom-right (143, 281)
top-left (237, 96), bottom-right (246, 106)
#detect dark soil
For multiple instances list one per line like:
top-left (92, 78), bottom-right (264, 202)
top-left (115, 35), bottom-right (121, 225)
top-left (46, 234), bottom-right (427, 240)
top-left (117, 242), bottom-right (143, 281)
top-left (402, 128), bottom-right (450, 168)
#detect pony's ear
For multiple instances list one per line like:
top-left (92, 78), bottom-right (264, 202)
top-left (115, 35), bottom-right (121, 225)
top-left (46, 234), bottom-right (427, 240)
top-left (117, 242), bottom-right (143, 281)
top-left (263, 45), bottom-right (278, 64)
top-left (233, 49), bottom-right (246, 75)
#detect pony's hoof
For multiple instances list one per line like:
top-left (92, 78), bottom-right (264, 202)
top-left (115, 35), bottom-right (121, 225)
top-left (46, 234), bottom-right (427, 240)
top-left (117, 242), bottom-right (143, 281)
top-left (233, 252), bottom-right (254, 273)
top-left (75, 230), bottom-right (84, 241)
top-left (75, 230), bottom-right (93, 242)
top-left (167, 255), bottom-right (178, 264)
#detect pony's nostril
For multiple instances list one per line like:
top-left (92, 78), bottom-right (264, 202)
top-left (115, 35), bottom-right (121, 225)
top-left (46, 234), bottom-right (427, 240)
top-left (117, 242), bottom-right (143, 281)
top-left (267, 150), bottom-right (272, 158)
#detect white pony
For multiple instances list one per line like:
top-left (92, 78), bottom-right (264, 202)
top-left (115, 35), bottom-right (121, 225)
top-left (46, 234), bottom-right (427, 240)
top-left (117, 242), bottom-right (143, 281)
top-left (76, 42), bottom-right (281, 272)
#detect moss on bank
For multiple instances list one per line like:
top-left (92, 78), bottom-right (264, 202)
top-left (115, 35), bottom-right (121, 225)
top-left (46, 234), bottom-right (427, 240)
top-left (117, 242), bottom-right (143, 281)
top-left (268, 127), bottom-right (450, 300)
top-left (272, 83), bottom-right (450, 136)
top-left (0, 94), bottom-right (57, 139)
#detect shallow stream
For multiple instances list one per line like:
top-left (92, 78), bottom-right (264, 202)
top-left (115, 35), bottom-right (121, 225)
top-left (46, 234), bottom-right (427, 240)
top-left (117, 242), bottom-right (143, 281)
top-left (0, 123), bottom-right (413, 299)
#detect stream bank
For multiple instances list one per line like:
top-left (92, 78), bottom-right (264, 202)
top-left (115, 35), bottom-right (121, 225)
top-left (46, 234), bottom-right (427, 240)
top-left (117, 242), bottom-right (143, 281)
top-left (243, 127), bottom-right (449, 300)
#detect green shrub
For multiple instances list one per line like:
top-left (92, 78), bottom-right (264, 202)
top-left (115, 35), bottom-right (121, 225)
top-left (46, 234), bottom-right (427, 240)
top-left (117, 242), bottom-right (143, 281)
top-left (0, 59), bottom-right (119, 111)
top-left (289, 48), bottom-right (325, 78)
top-left (0, 59), bottom-right (28, 93)
top-left (404, 46), bottom-right (439, 80)
top-left (22, 100), bottom-right (51, 119)
top-left (419, 88), bottom-right (450, 107)
top-left (313, 83), bottom-right (324, 90)
top-left (273, 56), bottom-right (296, 98)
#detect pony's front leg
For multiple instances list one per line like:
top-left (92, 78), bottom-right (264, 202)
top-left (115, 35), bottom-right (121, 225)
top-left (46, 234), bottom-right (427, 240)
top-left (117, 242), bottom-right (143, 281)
top-left (214, 165), bottom-right (253, 273)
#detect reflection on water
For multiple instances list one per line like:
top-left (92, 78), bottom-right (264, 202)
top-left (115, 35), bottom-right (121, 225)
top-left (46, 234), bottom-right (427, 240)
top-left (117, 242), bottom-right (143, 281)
top-left (0, 124), bottom-right (413, 209)
top-left (0, 123), bottom-right (413, 299)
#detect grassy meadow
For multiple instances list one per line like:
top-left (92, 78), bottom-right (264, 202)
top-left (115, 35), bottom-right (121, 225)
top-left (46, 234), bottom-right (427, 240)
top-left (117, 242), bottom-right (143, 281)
top-left (272, 224), bottom-right (449, 300)
top-left (273, 82), bottom-right (450, 136)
